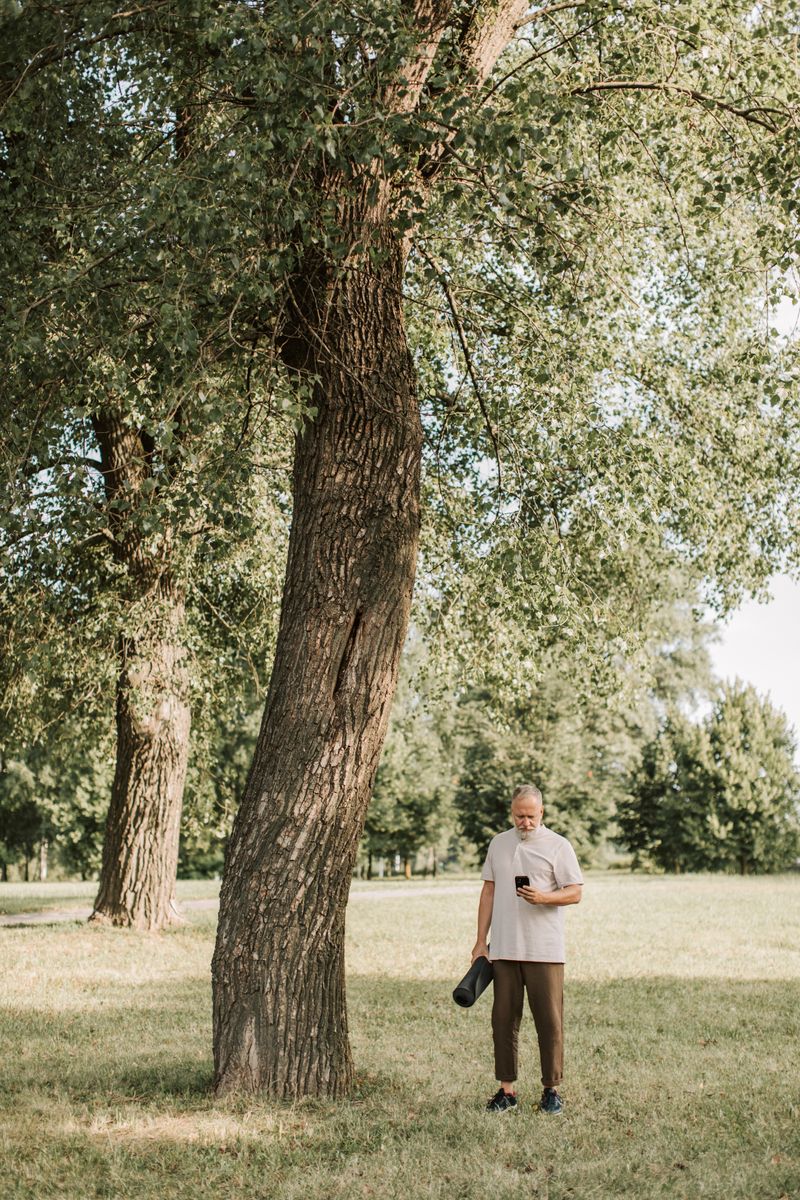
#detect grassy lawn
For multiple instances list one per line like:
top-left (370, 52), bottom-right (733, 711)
top-left (1, 873), bottom-right (798, 1198)
top-left (0, 879), bottom-right (223, 918)
top-left (0, 876), bottom-right (468, 917)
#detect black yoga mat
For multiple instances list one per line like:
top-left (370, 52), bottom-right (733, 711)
top-left (452, 955), bottom-right (494, 1007)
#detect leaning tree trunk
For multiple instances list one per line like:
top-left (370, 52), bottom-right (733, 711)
top-left (89, 414), bottom-right (192, 931)
top-left (211, 0), bottom-right (526, 1100)
top-left (212, 231), bottom-right (423, 1098)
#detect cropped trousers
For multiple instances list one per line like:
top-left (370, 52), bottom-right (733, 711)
top-left (491, 959), bottom-right (564, 1088)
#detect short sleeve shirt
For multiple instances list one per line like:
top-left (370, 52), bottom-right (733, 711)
top-left (481, 824), bottom-right (583, 963)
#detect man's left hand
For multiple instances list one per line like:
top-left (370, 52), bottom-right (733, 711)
top-left (518, 885), bottom-right (548, 905)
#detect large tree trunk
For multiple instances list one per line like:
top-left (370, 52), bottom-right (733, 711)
top-left (89, 414), bottom-right (192, 931)
top-left (212, 233), bottom-right (422, 1098)
top-left (211, 0), bottom-right (526, 1100)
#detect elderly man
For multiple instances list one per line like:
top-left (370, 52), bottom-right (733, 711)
top-left (472, 784), bottom-right (583, 1114)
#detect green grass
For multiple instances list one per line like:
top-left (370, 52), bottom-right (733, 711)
top-left (0, 878), bottom-right (223, 917)
top-left (0, 875), bottom-right (466, 917)
top-left (1, 874), bottom-right (799, 1198)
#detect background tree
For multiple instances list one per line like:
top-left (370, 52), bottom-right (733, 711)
top-left (0, 757), bottom-right (44, 881)
top-left (617, 709), bottom-right (711, 872)
top-left (1, 2), bottom-right (293, 927)
top-left (0, 716), bottom-right (112, 881)
top-left (454, 576), bottom-right (717, 858)
top-left (703, 684), bottom-right (800, 874)
top-left (179, 698), bottom-right (265, 880)
top-left (454, 674), bottom-right (621, 860)
top-left (619, 683), bottom-right (800, 873)
top-left (362, 639), bottom-right (459, 877)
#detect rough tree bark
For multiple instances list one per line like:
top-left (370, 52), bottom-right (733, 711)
top-left (90, 414), bottom-right (191, 931)
top-left (212, 224), bottom-right (422, 1096)
top-left (212, 0), bottom-right (528, 1097)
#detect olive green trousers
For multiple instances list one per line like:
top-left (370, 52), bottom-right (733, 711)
top-left (491, 959), bottom-right (564, 1088)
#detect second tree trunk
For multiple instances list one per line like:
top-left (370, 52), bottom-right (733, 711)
top-left (91, 593), bottom-right (191, 931)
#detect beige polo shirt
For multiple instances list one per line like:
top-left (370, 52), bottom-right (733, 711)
top-left (481, 824), bottom-right (583, 963)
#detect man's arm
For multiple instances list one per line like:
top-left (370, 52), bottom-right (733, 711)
top-left (518, 883), bottom-right (582, 907)
top-left (471, 880), bottom-right (495, 960)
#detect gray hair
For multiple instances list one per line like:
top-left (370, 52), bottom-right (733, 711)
top-left (511, 784), bottom-right (543, 807)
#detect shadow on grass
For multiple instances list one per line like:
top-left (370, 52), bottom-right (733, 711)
top-left (2, 975), bottom-right (799, 1198)
top-left (2, 971), bottom-right (798, 1103)
top-left (349, 973), bottom-right (800, 1125)
top-left (0, 977), bottom-right (213, 1101)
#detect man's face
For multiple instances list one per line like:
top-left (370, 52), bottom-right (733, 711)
top-left (511, 797), bottom-right (543, 839)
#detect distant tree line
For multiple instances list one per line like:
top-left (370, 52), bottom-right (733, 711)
top-left (3, 608), bottom-right (798, 881)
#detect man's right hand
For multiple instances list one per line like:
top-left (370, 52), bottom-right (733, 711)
top-left (471, 942), bottom-right (489, 963)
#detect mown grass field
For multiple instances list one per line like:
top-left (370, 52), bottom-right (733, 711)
top-left (0, 878), bottom-right (223, 918)
top-left (1, 873), bottom-right (798, 1199)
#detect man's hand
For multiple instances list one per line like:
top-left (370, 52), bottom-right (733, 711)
top-left (471, 941), bottom-right (490, 962)
top-left (518, 885), bottom-right (548, 905)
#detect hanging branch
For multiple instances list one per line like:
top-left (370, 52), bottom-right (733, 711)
top-left (571, 80), bottom-right (785, 133)
top-left (419, 247), bottom-right (503, 494)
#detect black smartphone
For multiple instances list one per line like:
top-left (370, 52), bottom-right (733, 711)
top-left (515, 875), bottom-right (530, 891)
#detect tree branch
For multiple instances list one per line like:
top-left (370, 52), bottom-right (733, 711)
top-left (459, 0), bottom-right (532, 89)
top-left (480, 18), bottom-right (602, 107)
top-left (0, 6), bottom-right (174, 113)
top-left (415, 0), bottom-right (530, 187)
top-left (18, 455), bottom-right (105, 481)
top-left (19, 224), bottom-right (158, 324)
top-left (419, 248), bottom-right (503, 494)
top-left (514, 1), bottom-right (588, 30)
top-left (571, 80), bottom-right (784, 133)
top-left (381, 0), bottom-right (454, 116)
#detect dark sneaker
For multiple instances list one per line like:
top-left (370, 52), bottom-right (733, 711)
top-left (538, 1087), bottom-right (563, 1115)
top-left (486, 1088), bottom-right (519, 1113)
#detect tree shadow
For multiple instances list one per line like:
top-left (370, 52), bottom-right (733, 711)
top-left (1, 977), bottom-right (212, 1102)
top-left (2, 975), bottom-right (799, 1198)
top-left (3, 972), bottom-right (799, 1105)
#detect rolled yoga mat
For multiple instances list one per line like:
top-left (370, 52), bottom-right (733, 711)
top-left (452, 955), bottom-right (494, 1007)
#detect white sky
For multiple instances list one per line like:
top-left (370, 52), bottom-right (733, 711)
top-left (708, 574), bottom-right (800, 747)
